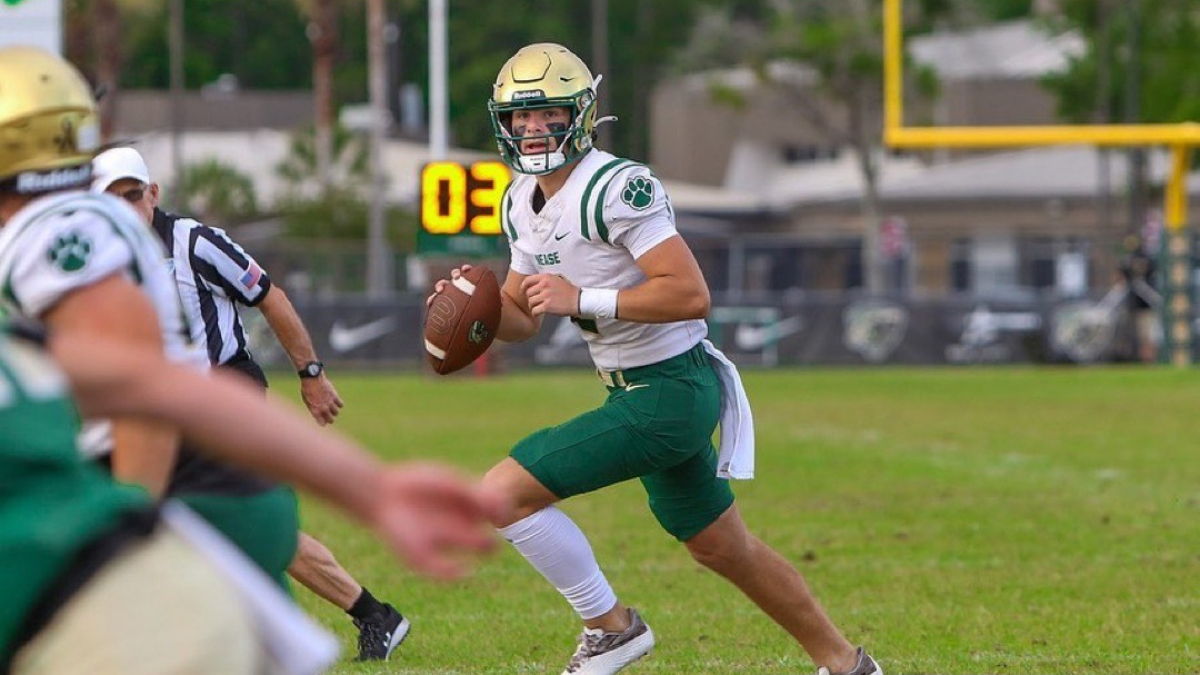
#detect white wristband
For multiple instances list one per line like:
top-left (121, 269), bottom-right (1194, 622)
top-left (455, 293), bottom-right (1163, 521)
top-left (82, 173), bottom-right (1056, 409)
top-left (578, 288), bottom-right (619, 320)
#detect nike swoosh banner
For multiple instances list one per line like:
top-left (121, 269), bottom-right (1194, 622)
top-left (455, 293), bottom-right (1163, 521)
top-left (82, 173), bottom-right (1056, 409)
top-left (256, 292), bottom-right (1193, 369)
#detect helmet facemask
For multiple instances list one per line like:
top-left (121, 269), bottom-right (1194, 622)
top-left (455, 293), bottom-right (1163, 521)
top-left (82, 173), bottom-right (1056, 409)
top-left (489, 88), bottom-right (597, 175)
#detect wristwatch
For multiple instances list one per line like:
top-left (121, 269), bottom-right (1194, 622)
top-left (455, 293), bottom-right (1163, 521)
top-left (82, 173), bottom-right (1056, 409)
top-left (298, 361), bottom-right (324, 379)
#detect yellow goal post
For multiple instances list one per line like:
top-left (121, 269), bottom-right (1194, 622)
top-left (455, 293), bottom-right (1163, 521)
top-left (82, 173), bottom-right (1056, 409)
top-left (883, 0), bottom-right (1196, 365)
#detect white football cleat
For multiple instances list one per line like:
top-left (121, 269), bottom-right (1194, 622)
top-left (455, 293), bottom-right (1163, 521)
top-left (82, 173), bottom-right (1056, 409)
top-left (817, 647), bottom-right (882, 675)
top-left (560, 608), bottom-right (655, 675)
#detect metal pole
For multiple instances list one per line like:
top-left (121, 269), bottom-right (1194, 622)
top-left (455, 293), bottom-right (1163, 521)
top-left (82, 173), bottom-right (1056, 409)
top-left (429, 0), bottom-right (448, 159)
top-left (591, 0), bottom-right (610, 150)
top-left (1125, 0), bottom-right (1146, 237)
top-left (366, 0), bottom-right (392, 296)
top-left (168, 0), bottom-right (184, 206)
top-left (1095, 0), bottom-right (1113, 277)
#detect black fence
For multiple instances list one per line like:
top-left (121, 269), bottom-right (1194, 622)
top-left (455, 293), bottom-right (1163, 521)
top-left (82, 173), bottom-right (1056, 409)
top-left (244, 291), bottom-right (1195, 370)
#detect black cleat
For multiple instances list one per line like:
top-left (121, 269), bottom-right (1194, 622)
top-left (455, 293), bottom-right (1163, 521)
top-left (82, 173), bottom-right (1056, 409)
top-left (354, 604), bottom-right (411, 661)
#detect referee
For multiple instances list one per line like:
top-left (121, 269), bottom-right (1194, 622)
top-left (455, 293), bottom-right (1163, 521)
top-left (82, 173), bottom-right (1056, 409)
top-left (92, 148), bottom-right (410, 662)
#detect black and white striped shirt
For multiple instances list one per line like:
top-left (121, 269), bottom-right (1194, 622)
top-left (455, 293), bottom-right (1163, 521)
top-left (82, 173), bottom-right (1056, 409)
top-left (152, 208), bottom-right (272, 366)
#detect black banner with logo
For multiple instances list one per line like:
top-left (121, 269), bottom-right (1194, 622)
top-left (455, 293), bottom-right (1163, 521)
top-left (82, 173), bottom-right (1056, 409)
top-left (247, 292), bottom-right (1195, 369)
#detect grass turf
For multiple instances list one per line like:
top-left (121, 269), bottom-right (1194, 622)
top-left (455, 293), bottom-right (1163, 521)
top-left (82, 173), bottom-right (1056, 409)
top-left (271, 366), bottom-right (1198, 675)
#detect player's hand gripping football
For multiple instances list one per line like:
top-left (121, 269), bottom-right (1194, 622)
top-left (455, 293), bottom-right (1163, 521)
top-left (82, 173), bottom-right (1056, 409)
top-left (427, 264), bottom-right (473, 308)
top-left (521, 273), bottom-right (580, 317)
top-left (372, 463), bottom-right (511, 580)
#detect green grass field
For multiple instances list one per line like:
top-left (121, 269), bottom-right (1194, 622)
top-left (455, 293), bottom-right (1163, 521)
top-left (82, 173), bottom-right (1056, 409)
top-left (273, 366), bottom-right (1198, 675)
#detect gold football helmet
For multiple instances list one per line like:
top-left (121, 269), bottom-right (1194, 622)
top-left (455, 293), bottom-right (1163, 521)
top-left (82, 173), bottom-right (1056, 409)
top-left (488, 43), bottom-right (604, 175)
top-left (0, 46), bottom-right (99, 194)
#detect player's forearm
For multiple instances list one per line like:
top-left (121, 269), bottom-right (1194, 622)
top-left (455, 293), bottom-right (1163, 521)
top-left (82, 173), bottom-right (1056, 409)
top-left (259, 286), bottom-right (320, 368)
top-left (497, 290), bottom-right (541, 342)
top-left (59, 337), bottom-right (382, 523)
top-left (603, 275), bottom-right (710, 323)
top-left (171, 370), bottom-right (382, 521)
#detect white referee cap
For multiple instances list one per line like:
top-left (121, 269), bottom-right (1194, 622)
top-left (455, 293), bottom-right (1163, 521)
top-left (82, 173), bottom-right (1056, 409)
top-left (91, 146), bottom-right (151, 192)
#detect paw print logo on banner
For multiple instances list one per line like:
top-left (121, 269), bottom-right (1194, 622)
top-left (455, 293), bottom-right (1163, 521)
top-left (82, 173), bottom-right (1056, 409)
top-left (621, 176), bottom-right (654, 210)
top-left (47, 232), bottom-right (92, 272)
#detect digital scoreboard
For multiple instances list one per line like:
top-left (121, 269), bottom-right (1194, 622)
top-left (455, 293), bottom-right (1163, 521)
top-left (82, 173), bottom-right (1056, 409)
top-left (417, 161), bottom-right (511, 256)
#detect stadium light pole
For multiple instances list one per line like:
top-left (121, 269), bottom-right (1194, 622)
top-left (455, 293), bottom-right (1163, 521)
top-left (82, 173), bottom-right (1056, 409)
top-left (429, 0), bottom-right (448, 160)
top-left (168, 0), bottom-right (184, 208)
top-left (365, 0), bottom-right (393, 297)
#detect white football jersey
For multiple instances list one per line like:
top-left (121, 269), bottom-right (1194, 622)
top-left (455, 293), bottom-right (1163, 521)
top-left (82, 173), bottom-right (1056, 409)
top-left (503, 149), bottom-right (708, 370)
top-left (0, 190), bottom-right (208, 456)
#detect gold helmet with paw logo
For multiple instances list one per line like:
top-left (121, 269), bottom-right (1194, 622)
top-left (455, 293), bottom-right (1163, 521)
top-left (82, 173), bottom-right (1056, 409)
top-left (0, 46), bottom-right (99, 195)
top-left (488, 43), bottom-right (612, 175)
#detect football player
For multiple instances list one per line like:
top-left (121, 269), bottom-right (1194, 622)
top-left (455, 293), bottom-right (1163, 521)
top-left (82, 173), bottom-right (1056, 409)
top-left (92, 146), bottom-right (408, 662)
top-left (0, 321), bottom-right (505, 674)
top-left (0, 44), bottom-right (308, 595)
top-left (429, 43), bottom-right (882, 675)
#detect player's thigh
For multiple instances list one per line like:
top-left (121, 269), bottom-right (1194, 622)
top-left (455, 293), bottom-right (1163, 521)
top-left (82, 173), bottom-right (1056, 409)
top-left (176, 486), bottom-right (299, 589)
top-left (640, 440), bottom-right (735, 542)
top-left (631, 354), bottom-right (730, 541)
top-left (510, 366), bottom-right (720, 500)
top-left (511, 404), bottom-right (651, 498)
top-left (12, 529), bottom-right (265, 675)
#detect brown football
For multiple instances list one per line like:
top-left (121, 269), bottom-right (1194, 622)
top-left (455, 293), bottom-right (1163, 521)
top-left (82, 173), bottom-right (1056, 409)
top-left (424, 266), bottom-right (502, 375)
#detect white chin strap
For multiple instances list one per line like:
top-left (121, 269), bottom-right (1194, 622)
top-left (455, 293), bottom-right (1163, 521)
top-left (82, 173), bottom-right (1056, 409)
top-left (517, 148), bottom-right (568, 174)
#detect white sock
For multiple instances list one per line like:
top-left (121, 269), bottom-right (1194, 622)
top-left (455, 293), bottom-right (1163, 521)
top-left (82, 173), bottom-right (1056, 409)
top-left (498, 506), bottom-right (618, 620)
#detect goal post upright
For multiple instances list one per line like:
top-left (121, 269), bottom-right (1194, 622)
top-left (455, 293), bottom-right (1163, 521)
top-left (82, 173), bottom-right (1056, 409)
top-left (882, 0), bottom-right (1196, 366)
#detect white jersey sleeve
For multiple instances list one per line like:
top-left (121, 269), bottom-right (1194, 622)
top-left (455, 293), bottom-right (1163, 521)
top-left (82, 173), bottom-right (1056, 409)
top-left (585, 164), bottom-right (678, 259)
top-left (3, 204), bottom-right (140, 318)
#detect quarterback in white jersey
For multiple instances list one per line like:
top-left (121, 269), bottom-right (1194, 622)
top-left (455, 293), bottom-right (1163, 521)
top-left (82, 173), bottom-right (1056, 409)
top-left (502, 149), bottom-right (708, 370)
top-left (430, 43), bottom-right (881, 675)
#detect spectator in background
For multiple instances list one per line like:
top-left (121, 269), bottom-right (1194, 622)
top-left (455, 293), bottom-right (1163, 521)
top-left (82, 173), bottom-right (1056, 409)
top-left (1118, 234), bottom-right (1162, 363)
top-left (92, 146), bottom-right (410, 661)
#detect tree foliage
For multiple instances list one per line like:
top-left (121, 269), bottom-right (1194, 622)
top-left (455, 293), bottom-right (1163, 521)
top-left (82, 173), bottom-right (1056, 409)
top-left (176, 159), bottom-right (259, 225)
top-left (101, 0), bottom-right (738, 160)
top-left (672, 0), bottom-right (953, 292)
top-left (382, 0), bottom-right (738, 160)
top-left (115, 0), bottom-right (310, 90)
top-left (275, 123), bottom-right (370, 191)
top-left (276, 186), bottom-right (416, 250)
top-left (1042, 0), bottom-right (1200, 124)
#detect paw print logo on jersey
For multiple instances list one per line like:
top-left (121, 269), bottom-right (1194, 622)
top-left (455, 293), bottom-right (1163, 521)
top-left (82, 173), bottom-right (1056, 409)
top-left (620, 176), bottom-right (654, 210)
top-left (47, 232), bottom-right (93, 273)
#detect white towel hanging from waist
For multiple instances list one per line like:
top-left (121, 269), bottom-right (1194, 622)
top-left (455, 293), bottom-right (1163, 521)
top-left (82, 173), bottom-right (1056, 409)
top-left (701, 339), bottom-right (755, 480)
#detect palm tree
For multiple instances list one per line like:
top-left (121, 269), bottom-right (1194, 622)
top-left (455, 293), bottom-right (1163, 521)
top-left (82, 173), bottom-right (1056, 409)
top-left (63, 0), bottom-right (121, 141)
top-left (294, 0), bottom-right (339, 188)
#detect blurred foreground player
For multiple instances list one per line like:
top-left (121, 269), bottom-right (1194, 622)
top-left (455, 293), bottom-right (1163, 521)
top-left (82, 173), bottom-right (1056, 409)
top-left (0, 44), bottom-right (306, 615)
top-left (93, 146), bottom-right (408, 660)
top-left (0, 322), bottom-right (506, 674)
